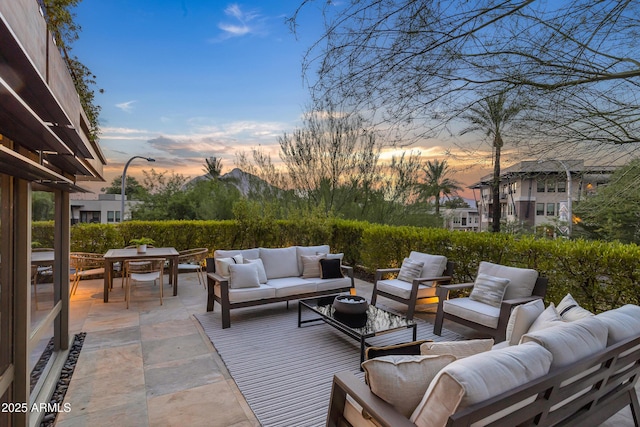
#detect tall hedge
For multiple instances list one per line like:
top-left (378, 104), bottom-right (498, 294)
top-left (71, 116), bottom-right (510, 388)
top-left (32, 219), bottom-right (640, 311)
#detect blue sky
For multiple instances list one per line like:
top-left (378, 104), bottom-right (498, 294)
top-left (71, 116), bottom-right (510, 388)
top-left (72, 0), bottom-right (330, 188)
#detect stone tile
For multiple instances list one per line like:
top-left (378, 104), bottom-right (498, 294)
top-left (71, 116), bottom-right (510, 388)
top-left (147, 381), bottom-right (250, 427)
top-left (82, 312), bottom-right (140, 332)
top-left (139, 302), bottom-right (191, 326)
top-left (144, 353), bottom-right (225, 398)
top-left (72, 343), bottom-right (143, 379)
top-left (142, 333), bottom-right (210, 366)
top-left (81, 326), bottom-right (141, 351)
top-left (56, 400), bottom-right (148, 427)
top-left (140, 317), bottom-right (198, 341)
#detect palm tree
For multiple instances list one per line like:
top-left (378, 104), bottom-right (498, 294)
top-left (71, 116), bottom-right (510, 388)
top-left (420, 159), bottom-right (461, 215)
top-left (203, 157), bottom-right (223, 179)
top-left (461, 92), bottom-right (522, 232)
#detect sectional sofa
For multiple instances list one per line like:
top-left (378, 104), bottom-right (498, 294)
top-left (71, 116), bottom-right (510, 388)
top-left (206, 245), bottom-right (354, 328)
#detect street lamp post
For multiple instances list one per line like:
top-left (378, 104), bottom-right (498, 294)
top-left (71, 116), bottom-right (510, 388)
top-left (121, 156), bottom-right (155, 222)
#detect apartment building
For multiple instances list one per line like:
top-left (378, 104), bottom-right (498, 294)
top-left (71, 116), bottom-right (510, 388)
top-left (470, 160), bottom-right (615, 233)
top-left (70, 194), bottom-right (143, 224)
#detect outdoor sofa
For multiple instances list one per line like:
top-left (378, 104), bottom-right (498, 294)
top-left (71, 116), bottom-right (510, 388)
top-left (206, 245), bottom-right (354, 328)
top-left (327, 303), bottom-right (640, 426)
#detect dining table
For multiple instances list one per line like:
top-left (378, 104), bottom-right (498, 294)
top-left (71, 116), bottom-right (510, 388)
top-left (102, 247), bottom-right (179, 303)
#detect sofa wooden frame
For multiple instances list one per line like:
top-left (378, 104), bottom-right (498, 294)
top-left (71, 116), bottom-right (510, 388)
top-left (205, 262), bottom-right (355, 329)
top-left (327, 334), bottom-right (640, 427)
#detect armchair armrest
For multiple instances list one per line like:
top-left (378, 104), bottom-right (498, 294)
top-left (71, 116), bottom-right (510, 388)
top-left (327, 371), bottom-right (416, 427)
top-left (375, 267), bottom-right (401, 282)
top-left (341, 265), bottom-right (355, 287)
top-left (412, 275), bottom-right (453, 287)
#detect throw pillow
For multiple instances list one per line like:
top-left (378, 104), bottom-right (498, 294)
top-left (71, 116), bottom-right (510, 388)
top-left (556, 293), bottom-right (594, 321)
top-left (365, 340), bottom-right (428, 360)
top-left (526, 302), bottom-right (563, 334)
top-left (420, 339), bottom-right (494, 359)
top-left (300, 254), bottom-right (325, 278)
top-left (505, 299), bottom-right (545, 345)
top-left (397, 258), bottom-right (425, 283)
top-left (243, 258), bottom-right (267, 284)
top-left (214, 254), bottom-right (243, 277)
top-left (317, 252), bottom-right (344, 262)
top-left (228, 263), bottom-right (261, 289)
top-left (320, 258), bottom-right (343, 279)
top-left (362, 354), bottom-right (456, 418)
top-left (468, 273), bottom-right (510, 307)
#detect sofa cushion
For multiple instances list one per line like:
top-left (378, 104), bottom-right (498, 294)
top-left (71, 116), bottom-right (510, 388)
top-left (595, 304), bottom-right (640, 346)
top-left (214, 254), bottom-right (243, 277)
top-left (376, 279), bottom-right (437, 301)
top-left (520, 316), bottom-right (608, 369)
top-left (244, 258), bottom-right (267, 284)
top-left (218, 284), bottom-right (276, 303)
top-left (259, 247), bottom-right (299, 279)
top-left (228, 263), bottom-right (260, 289)
top-left (397, 258), bottom-right (425, 283)
top-left (300, 254), bottom-right (325, 279)
top-left (408, 251), bottom-right (447, 280)
top-left (296, 245), bottom-right (330, 275)
top-left (443, 298), bottom-right (500, 328)
top-left (469, 273), bottom-right (510, 307)
top-left (477, 261), bottom-right (539, 300)
top-left (315, 277), bottom-right (352, 292)
top-left (557, 293), bottom-right (594, 321)
top-left (420, 339), bottom-right (494, 359)
top-left (411, 341), bottom-right (552, 427)
top-left (362, 354), bottom-right (456, 418)
top-left (214, 248), bottom-right (259, 260)
top-left (506, 299), bottom-right (545, 345)
top-left (320, 258), bottom-right (343, 279)
top-left (266, 277), bottom-right (317, 298)
top-left (527, 303), bottom-right (563, 333)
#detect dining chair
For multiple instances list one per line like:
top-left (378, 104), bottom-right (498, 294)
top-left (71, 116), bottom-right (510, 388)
top-left (123, 258), bottom-right (166, 308)
top-left (177, 248), bottom-right (208, 288)
top-left (70, 252), bottom-right (105, 295)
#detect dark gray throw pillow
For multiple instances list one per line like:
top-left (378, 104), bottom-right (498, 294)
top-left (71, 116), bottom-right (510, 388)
top-left (320, 258), bottom-right (343, 279)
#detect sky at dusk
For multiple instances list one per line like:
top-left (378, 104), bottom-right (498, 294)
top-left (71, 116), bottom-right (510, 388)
top-left (71, 0), bottom-right (489, 197)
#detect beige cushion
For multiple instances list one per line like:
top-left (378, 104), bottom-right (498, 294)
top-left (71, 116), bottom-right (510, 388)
top-left (420, 339), bottom-right (494, 359)
top-left (411, 342), bottom-right (552, 427)
top-left (408, 251), bottom-right (447, 279)
top-left (376, 279), bottom-right (438, 301)
top-left (506, 299), bottom-right (545, 345)
top-left (595, 304), bottom-right (640, 346)
top-left (527, 302), bottom-right (562, 333)
top-left (557, 293), bottom-right (594, 321)
top-left (300, 254), bottom-right (325, 278)
top-left (259, 247), bottom-right (299, 279)
top-left (218, 285), bottom-right (276, 303)
top-left (469, 273), bottom-right (510, 307)
top-left (397, 258), bottom-right (425, 283)
top-left (214, 248), bottom-right (259, 260)
top-left (266, 277), bottom-right (317, 298)
top-left (296, 245), bottom-right (330, 275)
top-left (244, 258), bottom-right (267, 284)
top-left (521, 316), bottom-right (608, 369)
top-left (362, 354), bottom-right (456, 418)
top-left (214, 254), bottom-right (243, 277)
top-left (443, 298), bottom-right (500, 328)
top-left (228, 263), bottom-right (260, 289)
top-left (477, 261), bottom-right (539, 300)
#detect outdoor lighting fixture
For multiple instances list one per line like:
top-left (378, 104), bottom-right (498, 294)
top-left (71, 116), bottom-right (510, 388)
top-left (121, 156), bottom-right (155, 221)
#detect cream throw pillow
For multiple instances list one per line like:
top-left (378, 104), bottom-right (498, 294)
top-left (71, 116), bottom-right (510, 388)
top-left (420, 339), bottom-right (494, 359)
top-left (362, 354), bottom-right (456, 418)
top-left (300, 254), bottom-right (325, 278)
top-left (243, 258), bottom-right (267, 284)
top-left (397, 258), bottom-right (425, 283)
top-left (215, 254), bottom-right (243, 277)
top-left (228, 263), bottom-right (261, 289)
top-left (556, 293), bottom-right (594, 321)
top-left (469, 273), bottom-right (510, 307)
top-left (526, 302), bottom-right (563, 333)
top-left (505, 299), bottom-right (545, 345)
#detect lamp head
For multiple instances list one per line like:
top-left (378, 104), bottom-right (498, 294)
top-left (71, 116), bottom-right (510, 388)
top-left (146, 157), bottom-right (156, 162)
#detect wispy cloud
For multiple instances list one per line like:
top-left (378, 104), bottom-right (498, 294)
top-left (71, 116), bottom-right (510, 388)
top-left (115, 100), bottom-right (136, 113)
top-left (213, 3), bottom-right (267, 41)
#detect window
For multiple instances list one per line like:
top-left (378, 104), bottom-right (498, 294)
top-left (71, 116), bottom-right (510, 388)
top-left (461, 217), bottom-right (467, 226)
top-left (537, 180), bottom-right (545, 192)
top-left (547, 181), bottom-right (556, 192)
top-left (80, 211), bottom-right (101, 223)
top-left (536, 203), bottom-right (545, 216)
top-left (107, 210), bottom-right (114, 222)
top-left (547, 203), bottom-right (556, 216)
top-left (557, 180), bottom-right (566, 192)
top-left (115, 210), bottom-right (121, 222)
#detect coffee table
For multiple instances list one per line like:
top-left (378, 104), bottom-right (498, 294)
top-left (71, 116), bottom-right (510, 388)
top-left (298, 295), bottom-right (417, 367)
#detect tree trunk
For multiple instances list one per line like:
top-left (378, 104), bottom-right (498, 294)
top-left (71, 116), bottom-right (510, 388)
top-left (491, 134), bottom-right (503, 232)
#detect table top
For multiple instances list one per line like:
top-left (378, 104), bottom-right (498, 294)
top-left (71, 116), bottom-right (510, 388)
top-left (300, 295), bottom-right (416, 337)
top-left (31, 251), bottom-right (55, 265)
top-left (104, 247), bottom-right (179, 260)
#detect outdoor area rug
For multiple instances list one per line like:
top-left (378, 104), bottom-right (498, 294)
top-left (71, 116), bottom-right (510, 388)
top-left (195, 302), bottom-right (464, 427)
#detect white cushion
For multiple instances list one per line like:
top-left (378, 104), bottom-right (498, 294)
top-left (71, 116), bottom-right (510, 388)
top-left (469, 273), bottom-right (510, 307)
top-left (520, 316), bottom-right (608, 369)
top-left (411, 342), bottom-right (552, 427)
top-left (315, 277), bottom-right (352, 292)
top-left (377, 279), bottom-right (437, 301)
top-left (300, 254), bottom-right (325, 278)
top-left (397, 258), bottom-right (425, 283)
top-left (408, 251), bottom-right (447, 279)
top-left (296, 245), bottom-right (330, 275)
top-left (214, 248), bottom-right (259, 260)
top-left (443, 298), bottom-right (500, 328)
top-left (244, 258), bottom-right (267, 284)
top-left (362, 354), bottom-right (456, 418)
top-left (259, 247), bottom-right (299, 279)
top-left (214, 254), bottom-right (243, 277)
top-left (477, 261), bottom-right (539, 300)
top-left (420, 339), bottom-right (494, 359)
top-left (506, 299), bottom-right (545, 345)
top-left (228, 263), bottom-right (260, 289)
top-left (557, 293), bottom-right (594, 321)
top-left (527, 303), bottom-right (562, 333)
top-left (266, 277), bottom-right (317, 298)
top-left (217, 285), bottom-right (276, 303)
top-left (595, 304), bottom-right (640, 346)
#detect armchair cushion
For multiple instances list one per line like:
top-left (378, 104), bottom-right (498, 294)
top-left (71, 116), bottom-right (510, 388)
top-left (477, 261), bottom-right (539, 300)
top-left (443, 298), bottom-right (501, 328)
top-left (397, 258), bottom-right (425, 283)
top-left (420, 339), bottom-right (494, 359)
top-left (557, 293), bottom-right (594, 321)
top-left (376, 279), bottom-right (438, 300)
top-left (469, 273), bottom-right (511, 307)
top-left (362, 354), bottom-right (456, 418)
top-left (408, 251), bottom-right (447, 279)
top-left (505, 298), bottom-right (545, 345)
